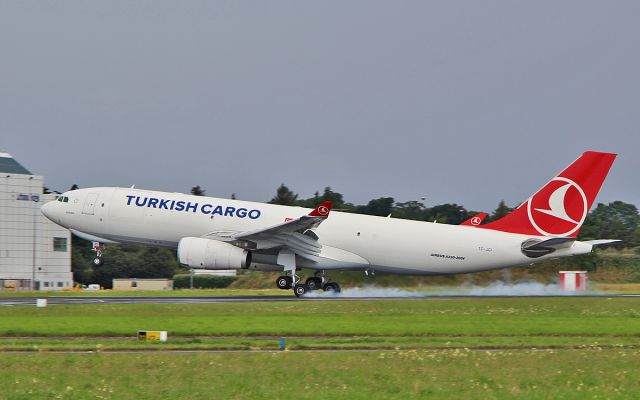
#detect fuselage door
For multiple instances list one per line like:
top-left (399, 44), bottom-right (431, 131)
top-left (82, 193), bottom-right (99, 215)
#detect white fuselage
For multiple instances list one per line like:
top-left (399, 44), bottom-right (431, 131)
top-left (41, 187), bottom-right (594, 275)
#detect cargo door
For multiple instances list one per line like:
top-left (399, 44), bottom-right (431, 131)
top-left (82, 193), bottom-right (99, 215)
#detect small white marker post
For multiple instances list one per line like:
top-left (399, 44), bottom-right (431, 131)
top-left (36, 299), bottom-right (47, 307)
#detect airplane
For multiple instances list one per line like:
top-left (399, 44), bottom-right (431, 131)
top-left (41, 151), bottom-right (618, 297)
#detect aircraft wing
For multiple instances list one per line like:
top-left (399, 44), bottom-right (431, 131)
top-left (234, 201), bottom-right (333, 262)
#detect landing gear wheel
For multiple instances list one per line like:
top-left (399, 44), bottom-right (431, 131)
top-left (293, 284), bottom-right (308, 297)
top-left (92, 257), bottom-right (104, 267)
top-left (91, 242), bottom-right (104, 267)
top-left (305, 277), bottom-right (323, 291)
top-left (323, 282), bottom-right (341, 293)
top-left (276, 276), bottom-right (293, 290)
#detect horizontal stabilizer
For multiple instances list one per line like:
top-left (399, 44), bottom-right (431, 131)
top-left (524, 237), bottom-right (576, 249)
top-left (584, 239), bottom-right (621, 246)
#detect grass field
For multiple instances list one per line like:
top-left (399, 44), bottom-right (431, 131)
top-left (2, 298), bottom-right (640, 338)
top-left (3, 350), bottom-right (640, 399)
top-left (1, 297), bottom-right (640, 398)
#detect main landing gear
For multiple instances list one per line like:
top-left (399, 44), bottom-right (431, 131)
top-left (91, 241), bottom-right (104, 267)
top-left (275, 270), bottom-right (341, 297)
top-left (276, 250), bottom-right (341, 297)
top-left (276, 275), bottom-right (293, 290)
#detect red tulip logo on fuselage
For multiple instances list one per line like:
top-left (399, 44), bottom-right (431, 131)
top-left (526, 177), bottom-right (588, 237)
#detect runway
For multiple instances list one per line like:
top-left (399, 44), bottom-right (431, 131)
top-left (1, 293), bottom-right (639, 306)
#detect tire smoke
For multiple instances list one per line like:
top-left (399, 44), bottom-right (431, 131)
top-left (305, 280), bottom-right (587, 298)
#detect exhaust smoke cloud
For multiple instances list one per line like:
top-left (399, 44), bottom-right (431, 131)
top-left (305, 280), bottom-right (589, 298)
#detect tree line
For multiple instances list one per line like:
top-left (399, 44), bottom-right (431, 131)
top-left (268, 184), bottom-right (639, 246)
top-left (67, 183), bottom-right (640, 287)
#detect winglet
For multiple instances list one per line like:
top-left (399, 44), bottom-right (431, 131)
top-left (460, 212), bottom-right (488, 226)
top-left (308, 201), bottom-right (333, 218)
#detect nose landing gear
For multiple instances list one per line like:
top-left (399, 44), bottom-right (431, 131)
top-left (91, 241), bottom-right (104, 267)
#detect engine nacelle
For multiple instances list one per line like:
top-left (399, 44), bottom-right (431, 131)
top-left (177, 237), bottom-right (251, 270)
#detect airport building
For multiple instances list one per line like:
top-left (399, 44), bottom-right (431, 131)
top-left (0, 151), bottom-right (72, 290)
top-left (113, 278), bottom-right (173, 291)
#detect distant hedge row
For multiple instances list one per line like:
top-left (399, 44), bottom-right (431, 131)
top-left (173, 274), bottom-right (237, 289)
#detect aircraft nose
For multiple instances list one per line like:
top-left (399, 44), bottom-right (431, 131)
top-left (41, 201), bottom-right (56, 221)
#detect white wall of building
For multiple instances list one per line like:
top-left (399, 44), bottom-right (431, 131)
top-left (0, 170), bottom-right (73, 290)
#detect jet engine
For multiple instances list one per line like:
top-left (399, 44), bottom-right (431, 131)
top-left (177, 237), bottom-right (251, 269)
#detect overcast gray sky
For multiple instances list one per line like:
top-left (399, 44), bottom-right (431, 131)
top-left (1, 1), bottom-right (638, 211)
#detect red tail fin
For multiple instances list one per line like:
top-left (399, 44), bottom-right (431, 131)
top-left (480, 151), bottom-right (616, 237)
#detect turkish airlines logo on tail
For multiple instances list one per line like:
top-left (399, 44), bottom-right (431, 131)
top-left (470, 216), bottom-right (482, 226)
top-left (526, 177), bottom-right (588, 237)
top-left (317, 205), bottom-right (330, 216)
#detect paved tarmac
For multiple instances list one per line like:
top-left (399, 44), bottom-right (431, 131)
top-left (1, 293), bottom-right (639, 306)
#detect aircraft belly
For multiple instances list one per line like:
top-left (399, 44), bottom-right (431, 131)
top-left (318, 217), bottom-right (532, 275)
top-left (297, 245), bottom-right (370, 270)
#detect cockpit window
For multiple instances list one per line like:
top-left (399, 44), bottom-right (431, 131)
top-left (57, 196), bottom-right (69, 202)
